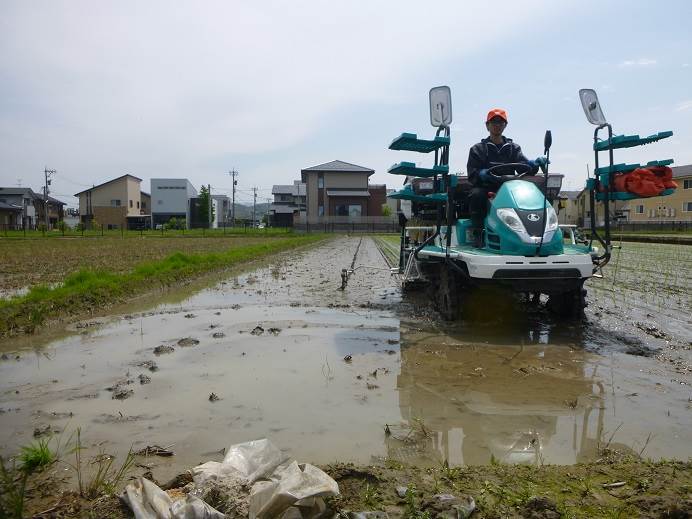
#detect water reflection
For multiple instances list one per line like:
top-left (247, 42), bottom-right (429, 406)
top-left (389, 321), bottom-right (632, 465)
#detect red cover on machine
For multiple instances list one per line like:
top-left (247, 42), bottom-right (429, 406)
top-left (612, 166), bottom-right (677, 197)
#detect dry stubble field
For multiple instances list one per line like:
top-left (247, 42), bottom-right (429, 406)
top-left (0, 235), bottom-right (279, 292)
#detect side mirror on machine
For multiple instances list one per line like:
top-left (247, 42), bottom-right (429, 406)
top-left (429, 86), bottom-right (452, 127)
top-left (579, 88), bottom-right (607, 125)
top-left (544, 130), bottom-right (552, 152)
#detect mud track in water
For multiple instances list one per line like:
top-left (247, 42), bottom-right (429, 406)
top-left (0, 237), bottom-right (690, 516)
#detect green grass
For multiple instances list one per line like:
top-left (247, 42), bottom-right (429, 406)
top-left (0, 226), bottom-right (294, 240)
top-left (0, 234), bottom-right (326, 336)
top-left (18, 438), bottom-right (55, 472)
top-left (0, 457), bottom-right (29, 519)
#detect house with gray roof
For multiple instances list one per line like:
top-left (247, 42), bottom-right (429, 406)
top-left (269, 181), bottom-right (306, 227)
top-left (0, 187), bottom-right (65, 229)
top-left (300, 160), bottom-right (376, 223)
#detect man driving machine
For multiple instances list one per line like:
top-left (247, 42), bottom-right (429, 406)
top-left (467, 108), bottom-right (547, 247)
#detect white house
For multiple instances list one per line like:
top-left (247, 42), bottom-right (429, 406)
top-left (211, 194), bottom-right (231, 228)
top-left (151, 178), bottom-right (197, 228)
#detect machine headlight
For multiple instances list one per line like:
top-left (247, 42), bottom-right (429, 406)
top-left (546, 205), bottom-right (558, 232)
top-left (497, 208), bottom-right (527, 234)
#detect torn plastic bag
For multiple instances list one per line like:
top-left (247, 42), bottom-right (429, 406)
top-left (122, 477), bottom-right (224, 519)
top-left (123, 439), bottom-right (339, 519)
top-left (248, 461), bottom-right (338, 518)
top-left (193, 438), bottom-right (289, 485)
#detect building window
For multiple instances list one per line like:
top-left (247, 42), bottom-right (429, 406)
top-left (318, 175), bottom-right (324, 188)
top-left (336, 204), bottom-right (362, 217)
top-left (635, 205), bottom-right (644, 214)
top-left (111, 199), bottom-right (121, 207)
top-left (684, 202), bottom-right (692, 212)
top-left (684, 179), bottom-right (692, 189)
top-left (129, 200), bottom-right (133, 208)
top-left (136, 201), bottom-right (140, 209)
top-left (318, 205), bottom-right (324, 216)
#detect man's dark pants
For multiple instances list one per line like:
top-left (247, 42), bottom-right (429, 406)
top-left (469, 186), bottom-right (492, 230)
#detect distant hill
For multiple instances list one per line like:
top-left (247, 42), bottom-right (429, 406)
top-left (231, 202), bottom-right (270, 220)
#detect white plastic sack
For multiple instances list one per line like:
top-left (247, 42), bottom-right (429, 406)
top-left (122, 477), bottom-right (224, 519)
top-left (122, 439), bottom-right (338, 519)
top-left (193, 438), bottom-right (288, 485)
top-left (248, 461), bottom-right (338, 519)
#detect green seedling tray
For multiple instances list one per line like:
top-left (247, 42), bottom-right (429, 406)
top-left (643, 159), bottom-right (674, 167)
top-left (594, 130), bottom-right (673, 151)
top-left (389, 133), bottom-right (450, 153)
top-left (594, 162), bottom-right (640, 176)
top-left (388, 186), bottom-right (447, 204)
top-left (595, 187), bottom-right (675, 201)
top-left (388, 161), bottom-right (449, 177)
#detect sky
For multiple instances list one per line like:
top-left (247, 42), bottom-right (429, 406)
top-left (1, 0), bottom-right (691, 208)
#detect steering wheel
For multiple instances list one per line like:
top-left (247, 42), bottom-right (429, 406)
top-left (487, 162), bottom-right (534, 182)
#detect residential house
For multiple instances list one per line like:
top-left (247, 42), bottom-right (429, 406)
top-left (300, 160), bottom-right (383, 223)
top-left (0, 187), bottom-right (37, 229)
top-left (150, 178), bottom-right (197, 228)
top-left (33, 192), bottom-right (66, 228)
top-left (75, 174), bottom-right (149, 230)
top-left (556, 190), bottom-right (581, 225)
top-left (0, 201), bottom-right (22, 230)
top-left (0, 187), bottom-right (65, 229)
top-left (212, 194), bottom-right (231, 228)
top-left (269, 181), bottom-right (306, 227)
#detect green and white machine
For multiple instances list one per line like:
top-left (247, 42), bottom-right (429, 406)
top-left (388, 87), bottom-right (674, 319)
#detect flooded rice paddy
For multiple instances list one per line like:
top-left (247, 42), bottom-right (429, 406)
top-left (1, 237), bottom-right (690, 482)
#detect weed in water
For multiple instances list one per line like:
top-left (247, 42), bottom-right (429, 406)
top-left (19, 437), bottom-right (55, 472)
top-left (85, 446), bottom-right (136, 498)
top-left (0, 456), bottom-right (29, 519)
top-left (65, 428), bottom-right (136, 498)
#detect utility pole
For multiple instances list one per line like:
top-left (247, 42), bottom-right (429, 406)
top-left (252, 186), bottom-right (258, 227)
top-left (44, 168), bottom-right (56, 230)
top-left (208, 183), bottom-right (212, 228)
top-left (265, 197), bottom-right (271, 227)
top-left (229, 169), bottom-right (238, 227)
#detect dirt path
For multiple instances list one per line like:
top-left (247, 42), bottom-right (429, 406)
top-left (1, 236), bottom-right (690, 515)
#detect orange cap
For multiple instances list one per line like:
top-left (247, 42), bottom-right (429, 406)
top-left (486, 108), bottom-right (508, 123)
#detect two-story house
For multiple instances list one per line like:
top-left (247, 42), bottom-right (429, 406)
top-left (0, 187), bottom-right (37, 229)
top-left (150, 178), bottom-right (198, 229)
top-left (300, 160), bottom-right (377, 223)
top-left (75, 174), bottom-right (149, 230)
top-left (269, 181), bottom-right (306, 227)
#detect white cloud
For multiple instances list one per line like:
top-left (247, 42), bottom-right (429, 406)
top-left (676, 100), bottom-right (692, 112)
top-left (618, 58), bottom-right (657, 67)
top-left (0, 0), bottom-right (565, 191)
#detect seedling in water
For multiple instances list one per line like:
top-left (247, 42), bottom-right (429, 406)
top-left (19, 438), bottom-right (55, 472)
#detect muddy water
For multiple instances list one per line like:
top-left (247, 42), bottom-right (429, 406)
top-left (0, 237), bottom-right (690, 482)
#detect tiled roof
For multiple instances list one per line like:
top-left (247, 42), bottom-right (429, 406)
top-left (672, 164), bottom-right (692, 178)
top-left (559, 190), bottom-right (581, 200)
top-left (0, 201), bottom-right (22, 211)
top-left (0, 187), bottom-right (36, 197)
top-left (272, 183), bottom-right (306, 196)
top-left (302, 160), bottom-right (374, 173)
